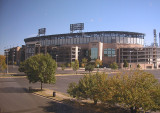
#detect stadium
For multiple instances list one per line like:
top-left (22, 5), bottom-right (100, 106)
top-left (4, 23), bottom-right (160, 69)
top-left (23, 29), bottom-right (160, 69)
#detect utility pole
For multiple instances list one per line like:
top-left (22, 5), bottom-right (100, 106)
top-left (56, 55), bottom-right (58, 66)
top-left (130, 51), bottom-right (132, 69)
top-left (5, 49), bottom-right (9, 74)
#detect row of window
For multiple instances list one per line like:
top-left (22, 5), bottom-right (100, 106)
top-left (35, 32), bottom-right (144, 40)
top-left (104, 48), bottom-right (116, 57)
top-left (38, 36), bottom-right (144, 46)
top-left (91, 48), bottom-right (116, 60)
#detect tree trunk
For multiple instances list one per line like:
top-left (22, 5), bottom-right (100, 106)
top-left (41, 82), bottom-right (42, 90)
top-left (130, 107), bottom-right (138, 113)
top-left (130, 107), bottom-right (134, 113)
top-left (93, 99), bottom-right (97, 105)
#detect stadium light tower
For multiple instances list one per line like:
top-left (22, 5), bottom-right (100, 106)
top-left (153, 29), bottom-right (157, 47)
top-left (159, 32), bottom-right (160, 47)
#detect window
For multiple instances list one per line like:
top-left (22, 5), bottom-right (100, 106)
top-left (104, 48), bottom-right (116, 57)
top-left (124, 37), bottom-right (128, 44)
top-left (120, 37), bottom-right (123, 43)
top-left (91, 48), bottom-right (98, 59)
top-left (108, 37), bottom-right (111, 43)
top-left (116, 37), bottom-right (120, 43)
top-left (111, 37), bottom-right (116, 43)
top-left (131, 38), bottom-right (134, 44)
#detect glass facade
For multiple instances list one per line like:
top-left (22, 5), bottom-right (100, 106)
top-left (104, 48), bottom-right (116, 57)
top-left (91, 48), bottom-right (98, 59)
top-left (25, 31), bottom-right (145, 46)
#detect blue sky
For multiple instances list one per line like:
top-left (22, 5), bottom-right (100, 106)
top-left (0, 0), bottom-right (160, 55)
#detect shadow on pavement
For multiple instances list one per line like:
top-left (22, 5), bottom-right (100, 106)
top-left (0, 87), bottom-right (28, 93)
top-left (40, 99), bottom-right (130, 113)
top-left (40, 101), bottom-right (96, 113)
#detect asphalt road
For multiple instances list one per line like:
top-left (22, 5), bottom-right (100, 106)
top-left (0, 77), bottom-right (50, 113)
top-left (0, 66), bottom-right (160, 113)
top-left (0, 77), bottom-right (94, 113)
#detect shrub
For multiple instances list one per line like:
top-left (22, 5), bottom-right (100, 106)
top-left (110, 62), bottom-right (118, 70)
top-left (61, 64), bottom-right (66, 71)
top-left (85, 63), bottom-right (94, 73)
top-left (67, 70), bottom-right (160, 112)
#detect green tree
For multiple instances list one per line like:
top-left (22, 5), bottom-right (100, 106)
top-left (81, 63), bottom-right (85, 68)
top-left (95, 59), bottom-right (102, 68)
top-left (85, 63), bottom-right (94, 73)
top-left (110, 62), bottom-right (118, 70)
top-left (67, 70), bottom-right (160, 112)
top-left (67, 72), bottom-right (108, 105)
top-left (111, 70), bottom-right (160, 113)
top-left (72, 59), bottom-right (79, 74)
top-left (81, 58), bottom-right (88, 67)
top-left (137, 64), bottom-right (141, 69)
top-left (123, 59), bottom-right (128, 69)
top-left (61, 64), bottom-right (65, 71)
top-left (19, 54), bottom-right (57, 90)
top-left (0, 55), bottom-right (7, 72)
top-left (18, 61), bottom-right (25, 72)
top-left (67, 63), bottom-right (71, 67)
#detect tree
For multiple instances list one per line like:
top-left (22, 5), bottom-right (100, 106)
top-left (85, 63), bottom-right (94, 73)
top-left (81, 58), bottom-right (88, 67)
top-left (110, 62), bottom-right (118, 70)
top-left (111, 70), bottom-right (160, 113)
top-left (67, 70), bottom-right (160, 112)
top-left (0, 55), bottom-right (7, 72)
top-left (72, 59), bottom-right (79, 74)
top-left (67, 72), bottom-right (108, 105)
top-left (95, 59), bottom-right (102, 68)
top-left (67, 63), bottom-right (71, 67)
top-left (123, 59), bottom-right (128, 69)
top-left (137, 64), bottom-right (141, 69)
top-left (18, 61), bottom-right (25, 72)
top-left (61, 64), bottom-right (65, 71)
top-left (81, 63), bottom-right (85, 68)
top-left (19, 54), bottom-right (57, 90)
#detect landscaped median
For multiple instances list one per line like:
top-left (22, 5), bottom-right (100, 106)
top-left (32, 88), bottom-right (71, 102)
top-left (0, 73), bottom-right (26, 78)
top-left (31, 88), bottom-right (130, 113)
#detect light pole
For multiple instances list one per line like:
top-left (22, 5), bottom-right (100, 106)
top-left (56, 55), bottom-right (58, 65)
top-left (5, 50), bottom-right (8, 74)
top-left (12, 53), bottom-right (14, 68)
top-left (130, 51), bottom-right (132, 69)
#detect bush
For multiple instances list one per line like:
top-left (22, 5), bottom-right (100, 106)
top-left (67, 72), bottom-right (108, 104)
top-left (110, 62), bottom-right (118, 70)
top-left (81, 58), bottom-right (88, 67)
top-left (81, 63), bottom-right (85, 68)
top-left (67, 70), bottom-right (160, 112)
top-left (123, 59), bottom-right (128, 68)
top-left (137, 64), bottom-right (141, 69)
top-left (85, 63), bottom-right (94, 73)
top-left (71, 60), bottom-right (79, 74)
top-left (61, 64), bottom-right (65, 71)
top-left (0, 55), bottom-right (7, 71)
top-left (95, 59), bottom-right (102, 68)
top-left (66, 63), bottom-right (71, 67)
top-left (113, 70), bottom-right (160, 112)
